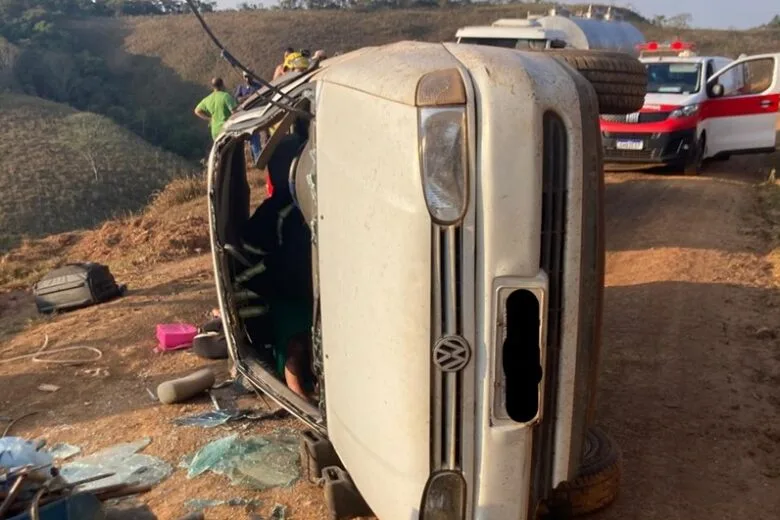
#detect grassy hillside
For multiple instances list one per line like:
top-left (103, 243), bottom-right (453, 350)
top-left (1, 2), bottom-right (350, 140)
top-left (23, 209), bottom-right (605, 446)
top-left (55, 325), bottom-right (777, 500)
top-left (0, 94), bottom-right (194, 249)
top-left (63, 6), bottom-right (780, 155)
top-left (103, 7), bottom-right (780, 86)
top-left (2, 4), bottom-right (778, 251)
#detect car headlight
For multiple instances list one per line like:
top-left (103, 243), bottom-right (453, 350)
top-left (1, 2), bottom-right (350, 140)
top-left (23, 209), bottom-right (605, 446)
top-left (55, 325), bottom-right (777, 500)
top-left (669, 104), bottom-right (699, 119)
top-left (419, 107), bottom-right (468, 225)
top-left (416, 69), bottom-right (469, 226)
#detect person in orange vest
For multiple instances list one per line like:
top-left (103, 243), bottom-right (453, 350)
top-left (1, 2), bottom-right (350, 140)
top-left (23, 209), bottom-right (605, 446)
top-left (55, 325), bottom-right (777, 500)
top-left (273, 47), bottom-right (295, 80)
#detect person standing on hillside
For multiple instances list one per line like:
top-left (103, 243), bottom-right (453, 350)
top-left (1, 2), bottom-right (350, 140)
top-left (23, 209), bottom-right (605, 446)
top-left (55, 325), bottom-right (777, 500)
top-left (234, 71), bottom-right (261, 103)
top-left (194, 77), bottom-right (237, 141)
top-left (234, 72), bottom-right (263, 163)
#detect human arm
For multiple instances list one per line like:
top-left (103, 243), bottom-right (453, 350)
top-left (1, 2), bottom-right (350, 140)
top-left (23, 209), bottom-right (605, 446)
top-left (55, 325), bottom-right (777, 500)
top-left (194, 98), bottom-right (211, 121)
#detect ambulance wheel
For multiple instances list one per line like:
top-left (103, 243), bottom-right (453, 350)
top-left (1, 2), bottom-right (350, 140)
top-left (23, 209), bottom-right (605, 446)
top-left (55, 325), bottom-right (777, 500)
top-left (545, 50), bottom-right (647, 115)
top-left (557, 426), bottom-right (621, 516)
top-left (684, 135), bottom-right (706, 176)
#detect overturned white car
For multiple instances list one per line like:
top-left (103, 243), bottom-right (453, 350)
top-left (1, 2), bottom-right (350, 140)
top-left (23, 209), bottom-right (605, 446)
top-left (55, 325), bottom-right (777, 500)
top-left (207, 41), bottom-right (644, 520)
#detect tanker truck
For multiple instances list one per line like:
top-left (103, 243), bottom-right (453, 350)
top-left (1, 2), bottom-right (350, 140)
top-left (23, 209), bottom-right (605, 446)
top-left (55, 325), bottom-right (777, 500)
top-left (455, 5), bottom-right (648, 115)
top-left (455, 5), bottom-right (645, 55)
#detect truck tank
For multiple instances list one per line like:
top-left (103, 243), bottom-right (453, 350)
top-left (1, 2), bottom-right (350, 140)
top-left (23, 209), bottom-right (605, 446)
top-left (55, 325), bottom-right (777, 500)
top-left (533, 13), bottom-right (645, 55)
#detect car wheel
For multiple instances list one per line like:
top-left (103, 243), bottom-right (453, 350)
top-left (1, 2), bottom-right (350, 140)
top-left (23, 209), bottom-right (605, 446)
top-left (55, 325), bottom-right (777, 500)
top-left (543, 50), bottom-right (647, 115)
top-left (556, 426), bottom-right (621, 516)
top-left (684, 135), bottom-right (706, 176)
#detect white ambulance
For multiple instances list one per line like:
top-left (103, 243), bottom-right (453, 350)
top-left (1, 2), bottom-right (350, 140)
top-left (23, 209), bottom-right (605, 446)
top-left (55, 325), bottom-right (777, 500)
top-left (600, 41), bottom-right (780, 174)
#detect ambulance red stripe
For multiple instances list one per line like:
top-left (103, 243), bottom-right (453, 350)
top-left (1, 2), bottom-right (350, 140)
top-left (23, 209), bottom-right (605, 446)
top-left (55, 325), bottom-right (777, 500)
top-left (701, 94), bottom-right (780, 119)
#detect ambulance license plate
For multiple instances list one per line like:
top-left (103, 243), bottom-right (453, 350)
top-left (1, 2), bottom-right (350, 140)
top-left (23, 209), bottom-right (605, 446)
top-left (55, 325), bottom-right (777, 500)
top-left (616, 140), bottom-right (644, 151)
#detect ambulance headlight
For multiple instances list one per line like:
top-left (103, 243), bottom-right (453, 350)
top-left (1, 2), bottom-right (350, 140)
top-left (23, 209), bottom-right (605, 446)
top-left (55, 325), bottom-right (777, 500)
top-left (669, 104), bottom-right (699, 119)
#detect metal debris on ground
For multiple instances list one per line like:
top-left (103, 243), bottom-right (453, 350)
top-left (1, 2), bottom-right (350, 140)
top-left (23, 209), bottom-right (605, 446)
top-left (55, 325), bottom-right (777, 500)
top-left (61, 438), bottom-right (172, 491)
top-left (185, 430), bottom-right (300, 490)
top-left (45, 443), bottom-right (82, 461)
top-left (271, 503), bottom-right (287, 520)
top-left (37, 384), bottom-right (61, 393)
top-left (4, 490), bottom-right (105, 520)
top-left (1, 437), bottom-right (155, 518)
top-left (184, 497), bottom-right (263, 512)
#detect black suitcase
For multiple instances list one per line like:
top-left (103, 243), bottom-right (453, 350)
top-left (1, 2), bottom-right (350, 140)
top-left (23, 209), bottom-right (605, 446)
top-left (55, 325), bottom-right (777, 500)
top-left (33, 263), bottom-right (123, 314)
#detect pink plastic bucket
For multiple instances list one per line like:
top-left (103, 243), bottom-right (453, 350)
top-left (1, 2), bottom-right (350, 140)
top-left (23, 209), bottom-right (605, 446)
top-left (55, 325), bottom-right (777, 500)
top-left (155, 323), bottom-right (198, 352)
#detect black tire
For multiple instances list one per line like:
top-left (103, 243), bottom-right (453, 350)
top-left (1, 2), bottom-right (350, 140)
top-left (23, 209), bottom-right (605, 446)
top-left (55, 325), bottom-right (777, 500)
top-left (684, 134), bottom-right (706, 176)
top-left (545, 50), bottom-right (647, 115)
top-left (557, 426), bottom-right (621, 516)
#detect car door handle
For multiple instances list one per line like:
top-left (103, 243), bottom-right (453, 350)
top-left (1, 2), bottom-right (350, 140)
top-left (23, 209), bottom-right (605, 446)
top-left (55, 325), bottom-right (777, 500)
top-left (760, 100), bottom-right (772, 108)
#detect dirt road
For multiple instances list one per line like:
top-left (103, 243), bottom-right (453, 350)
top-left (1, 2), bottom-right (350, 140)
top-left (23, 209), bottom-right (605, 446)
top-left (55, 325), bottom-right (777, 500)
top-left (594, 159), bottom-right (780, 520)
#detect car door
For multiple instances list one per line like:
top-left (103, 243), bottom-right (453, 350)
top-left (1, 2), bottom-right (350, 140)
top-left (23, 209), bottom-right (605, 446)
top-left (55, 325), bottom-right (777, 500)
top-left (703, 54), bottom-right (780, 156)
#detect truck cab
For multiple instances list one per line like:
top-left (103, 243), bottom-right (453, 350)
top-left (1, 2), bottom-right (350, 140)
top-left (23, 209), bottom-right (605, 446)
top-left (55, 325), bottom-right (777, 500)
top-left (600, 41), bottom-right (780, 174)
top-left (209, 40), bottom-right (641, 520)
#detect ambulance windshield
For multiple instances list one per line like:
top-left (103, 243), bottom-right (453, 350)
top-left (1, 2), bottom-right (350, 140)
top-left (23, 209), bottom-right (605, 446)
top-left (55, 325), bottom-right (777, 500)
top-left (646, 62), bottom-right (702, 94)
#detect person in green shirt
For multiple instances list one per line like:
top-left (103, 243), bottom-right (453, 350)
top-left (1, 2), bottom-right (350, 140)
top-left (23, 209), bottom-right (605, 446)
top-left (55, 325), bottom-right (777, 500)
top-left (194, 77), bottom-right (238, 141)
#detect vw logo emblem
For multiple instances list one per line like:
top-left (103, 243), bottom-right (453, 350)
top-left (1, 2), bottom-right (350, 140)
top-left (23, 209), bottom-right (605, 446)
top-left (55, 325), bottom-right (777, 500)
top-left (433, 335), bottom-right (471, 372)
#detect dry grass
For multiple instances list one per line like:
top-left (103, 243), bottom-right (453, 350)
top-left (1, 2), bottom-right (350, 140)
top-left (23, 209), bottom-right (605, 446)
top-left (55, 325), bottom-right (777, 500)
top-left (0, 94), bottom-right (196, 249)
top-left (642, 25), bottom-right (780, 57)
top-left (149, 175), bottom-right (208, 212)
top-left (0, 165), bottom-right (269, 293)
top-left (108, 6), bottom-right (780, 90)
top-left (0, 180), bottom-right (210, 292)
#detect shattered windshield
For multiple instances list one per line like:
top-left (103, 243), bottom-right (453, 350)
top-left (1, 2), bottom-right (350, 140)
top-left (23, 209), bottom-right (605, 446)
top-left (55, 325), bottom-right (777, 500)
top-left (646, 62), bottom-right (702, 94)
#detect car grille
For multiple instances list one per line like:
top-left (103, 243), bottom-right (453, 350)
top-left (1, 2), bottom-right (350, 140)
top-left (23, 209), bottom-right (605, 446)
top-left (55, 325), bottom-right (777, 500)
top-left (431, 225), bottom-right (466, 471)
top-left (532, 111), bottom-right (568, 498)
top-left (605, 149), bottom-right (656, 160)
top-left (602, 112), bottom-right (671, 123)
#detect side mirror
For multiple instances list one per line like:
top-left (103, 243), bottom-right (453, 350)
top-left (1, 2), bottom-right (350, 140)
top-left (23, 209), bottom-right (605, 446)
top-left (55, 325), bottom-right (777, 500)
top-left (709, 83), bottom-right (725, 98)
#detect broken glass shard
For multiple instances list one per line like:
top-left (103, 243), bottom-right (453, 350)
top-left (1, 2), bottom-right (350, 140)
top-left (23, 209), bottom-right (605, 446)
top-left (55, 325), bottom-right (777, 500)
top-left (173, 410), bottom-right (240, 428)
top-left (46, 443), bottom-right (82, 460)
top-left (184, 498), bottom-right (263, 511)
top-left (60, 438), bottom-right (172, 491)
top-left (186, 430), bottom-right (300, 490)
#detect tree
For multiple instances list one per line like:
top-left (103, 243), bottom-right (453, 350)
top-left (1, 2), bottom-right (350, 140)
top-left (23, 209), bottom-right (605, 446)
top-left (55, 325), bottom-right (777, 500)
top-left (68, 113), bottom-right (114, 182)
top-left (769, 15), bottom-right (780, 27)
top-left (664, 13), bottom-right (693, 29)
top-left (650, 12), bottom-right (692, 29)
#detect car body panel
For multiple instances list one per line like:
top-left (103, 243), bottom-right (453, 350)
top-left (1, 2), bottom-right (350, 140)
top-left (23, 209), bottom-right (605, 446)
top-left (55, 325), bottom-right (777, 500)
top-left (704, 53), bottom-right (780, 155)
top-left (315, 80), bottom-right (433, 520)
top-left (316, 41), bottom-right (464, 106)
top-left (445, 42), bottom-right (594, 516)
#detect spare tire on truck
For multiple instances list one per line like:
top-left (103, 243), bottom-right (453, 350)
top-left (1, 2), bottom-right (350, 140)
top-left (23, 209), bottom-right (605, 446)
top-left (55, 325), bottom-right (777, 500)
top-left (544, 50), bottom-right (647, 115)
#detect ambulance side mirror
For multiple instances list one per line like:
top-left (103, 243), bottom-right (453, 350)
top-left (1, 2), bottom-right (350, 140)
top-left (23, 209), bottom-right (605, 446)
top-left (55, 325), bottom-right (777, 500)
top-left (709, 83), bottom-right (725, 98)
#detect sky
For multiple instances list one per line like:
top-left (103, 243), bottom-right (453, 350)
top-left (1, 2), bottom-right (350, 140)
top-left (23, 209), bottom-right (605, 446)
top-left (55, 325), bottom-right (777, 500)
top-left (214, 1), bottom-right (779, 31)
top-left (602, 1), bottom-right (776, 30)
